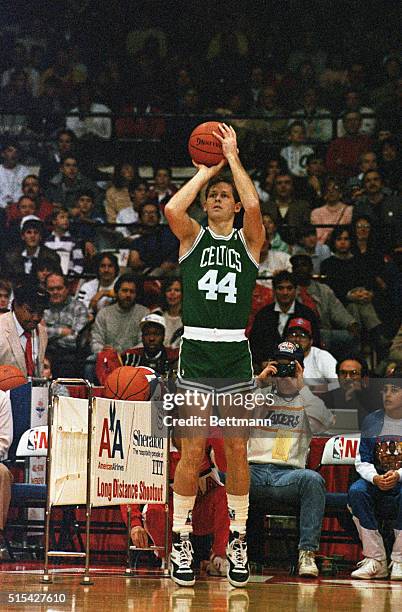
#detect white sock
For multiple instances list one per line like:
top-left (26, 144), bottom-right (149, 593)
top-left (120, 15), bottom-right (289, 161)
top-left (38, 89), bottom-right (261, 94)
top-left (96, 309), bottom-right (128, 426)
top-left (172, 492), bottom-right (196, 535)
top-left (227, 493), bottom-right (249, 536)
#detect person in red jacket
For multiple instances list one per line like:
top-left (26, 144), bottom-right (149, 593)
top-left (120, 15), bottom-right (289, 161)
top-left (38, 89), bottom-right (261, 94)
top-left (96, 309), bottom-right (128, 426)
top-left (120, 438), bottom-right (230, 575)
top-left (326, 111), bottom-right (373, 178)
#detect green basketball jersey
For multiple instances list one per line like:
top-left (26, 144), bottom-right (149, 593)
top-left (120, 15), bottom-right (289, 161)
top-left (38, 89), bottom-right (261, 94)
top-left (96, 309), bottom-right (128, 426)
top-left (179, 226), bottom-right (258, 330)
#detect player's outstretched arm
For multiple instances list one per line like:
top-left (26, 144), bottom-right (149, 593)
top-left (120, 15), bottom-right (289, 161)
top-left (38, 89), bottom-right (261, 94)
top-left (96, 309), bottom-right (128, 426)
top-left (165, 160), bottom-right (226, 251)
top-left (213, 123), bottom-right (265, 260)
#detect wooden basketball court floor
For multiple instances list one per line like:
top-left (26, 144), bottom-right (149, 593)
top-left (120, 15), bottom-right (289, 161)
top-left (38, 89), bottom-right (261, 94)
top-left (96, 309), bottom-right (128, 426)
top-left (0, 564), bottom-right (401, 611)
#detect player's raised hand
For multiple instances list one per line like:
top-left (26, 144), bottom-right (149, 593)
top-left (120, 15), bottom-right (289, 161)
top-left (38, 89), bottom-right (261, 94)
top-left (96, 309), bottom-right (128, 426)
top-left (192, 158), bottom-right (227, 178)
top-left (212, 123), bottom-right (239, 159)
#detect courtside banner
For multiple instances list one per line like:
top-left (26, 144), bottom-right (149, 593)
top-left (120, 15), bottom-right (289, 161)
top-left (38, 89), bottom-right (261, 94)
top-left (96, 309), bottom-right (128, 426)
top-left (92, 398), bottom-right (167, 507)
top-left (49, 396), bottom-right (89, 506)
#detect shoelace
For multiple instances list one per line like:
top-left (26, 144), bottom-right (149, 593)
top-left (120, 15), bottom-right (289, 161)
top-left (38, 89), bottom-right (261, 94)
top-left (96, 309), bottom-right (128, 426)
top-left (230, 540), bottom-right (247, 568)
top-left (300, 551), bottom-right (315, 567)
top-left (356, 558), bottom-right (382, 571)
top-left (177, 539), bottom-right (193, 568)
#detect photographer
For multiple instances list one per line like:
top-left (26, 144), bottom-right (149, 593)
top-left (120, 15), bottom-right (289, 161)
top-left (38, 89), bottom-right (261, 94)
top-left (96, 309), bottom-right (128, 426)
top-left (248, 341), bottom-right (335, 577)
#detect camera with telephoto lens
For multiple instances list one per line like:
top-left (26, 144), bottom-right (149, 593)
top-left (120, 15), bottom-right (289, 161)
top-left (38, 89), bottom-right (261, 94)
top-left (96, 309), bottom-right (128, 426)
top-left (275, 361), bottom-right (297, 377)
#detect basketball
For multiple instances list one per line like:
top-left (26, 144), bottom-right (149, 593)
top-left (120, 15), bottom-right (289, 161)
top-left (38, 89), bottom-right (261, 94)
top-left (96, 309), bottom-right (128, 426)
top-left (0, 365), bottom-right (28, 391)
top-left (104, 366), bottom-right (157, 401)
top-left (188, 121), bottom-right (224, 166)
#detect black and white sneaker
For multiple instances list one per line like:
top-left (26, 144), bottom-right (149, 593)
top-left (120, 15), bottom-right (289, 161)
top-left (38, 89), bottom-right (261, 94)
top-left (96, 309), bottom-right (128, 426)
top-left (170, 534), bottom-right (195, 586)
top-left (226, 532), bottom-right (250, 587)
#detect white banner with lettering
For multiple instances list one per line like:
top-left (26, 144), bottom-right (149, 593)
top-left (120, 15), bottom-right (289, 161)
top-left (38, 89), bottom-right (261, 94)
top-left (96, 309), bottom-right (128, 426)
top-left (91, 397), bottom-right (167, 507)
top-left (28, 386), bottom-right (49, 524)
top-left (48, 396), bottom-right (167, 507)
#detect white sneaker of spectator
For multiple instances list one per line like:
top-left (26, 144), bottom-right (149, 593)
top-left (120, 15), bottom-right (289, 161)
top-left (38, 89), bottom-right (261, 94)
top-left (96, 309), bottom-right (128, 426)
top-left (206, 554), bottom-right (229, 576)
top-left (351, 557), bottom-right (388, 579)
top-left (390, 561), bottom-right (402, 581)
top-left (298, 550), bottom-right (319, 577)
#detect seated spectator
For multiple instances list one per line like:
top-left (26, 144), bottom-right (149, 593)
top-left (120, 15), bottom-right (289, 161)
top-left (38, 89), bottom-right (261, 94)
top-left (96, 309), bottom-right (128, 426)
top-left (262, 174), bottom-right (311, 246)
top-left (326, 111), bottom-right (373, 178)
top-left (7, 177), bottom-right (54, 234)
top-left (77, 252), bottom-right (119, 318)
top-left (7, 196), bottom-right (36, 242)
top-left (44, 208), bottom-right (84, 275)
top-left (337, 90), bottom-right (376, 137)
top-left (122, 312), bottom-right (178, 377)
top-left (46, 154), bottom-right (101, 212)
top-left (115, 179), bottom-right (149, 237)
top-left (69, 190), bottom-right (105, 253)
top-left (161, 278), bottom-right (183, 348)
top-left (33, 75), bottom-right (65, 136)
top-left (345, 152), bottom-right (379, 203)
top-left (127, 202), bottom-right (179, 276)
top-left (2, 216), bottom-right (60, 281)
top-left (262, 212), bottom-right (290, 253)
top-left (0, 140), bottom-right (29, 209)
top-left (375, 76), bottom-right (402, 140)
top-left (114, 92), bottom-right (166, 140)
top-left (36, 257), bottom-right (63, 291)
top-left (148, 167), bottom-right (178, 220)
top-left (291, 87), bottom-right (332, 142)
top-left (105, 160), bottom-right (138, 223)
top-left (0, 69), bottom-right (34, 133)
top-left (297, 153), bottom-right (327, 208)
top-left (291, 253), bottom-right (359, 358)
top-left (0, 390), bottom-right (13, 535)
top-left (43, 272), bottom-right (89, 377)
top-left (0, 279), bottom-right (12, 313)
top-left (322, 355), bottom-right (378, 426)
top-left (257, 231), bottom-right (291, 289)
top-left (292, 225), bottom-right (331, 274)
top-left (38, 129), bottom-right (78, 189)
top-left (1, 42), bottom-right (39, 97)
top-left (348, 368), bottom-right (402, 581)
top-left (310, 177), bottom-right (353, 245)
top-left (320, 227), bottom-right (389, 355)
top-left (249, 85), bottom-right (287, 139)
top-left (285, 317), bottom-right (338, 393)
top-left (91, 273), bottom-right (148, 356)
top-left (350, 214), bottom-right (388, 288)
top-left (249, 271), bottom-right (320, 371)
top-left (353, 170), bottom-right (401, 255)
top-left (378, 137), bottom-right (400, 191)
top-left (253, 156), bottom-right (287, 204)
top-left (0, 278), bottom-right (49, 377)
top-left (249, 341), bottom-right (334, 577)
top-left (66, 83), bottom-right (112, 140)
top-left (280, 121), bottom-right (314, 178)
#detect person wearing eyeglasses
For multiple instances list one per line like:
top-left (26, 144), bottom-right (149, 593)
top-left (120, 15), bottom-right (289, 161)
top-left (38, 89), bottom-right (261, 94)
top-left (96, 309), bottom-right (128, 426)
top-left (284, 317), bottom-right (338, 394)
top-left (321, 355), bottom-right (379, 426)
top-left (310, 176), bottom-right (353, 245)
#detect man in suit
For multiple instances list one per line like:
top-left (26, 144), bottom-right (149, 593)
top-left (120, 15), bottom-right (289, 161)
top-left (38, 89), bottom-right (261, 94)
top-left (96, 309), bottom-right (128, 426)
top-left (2, 216), bottom-right (61, 281)
top-left (0, 280), bottom-right (49, 377)
top-left (249, 271), bottom-right (320, 372)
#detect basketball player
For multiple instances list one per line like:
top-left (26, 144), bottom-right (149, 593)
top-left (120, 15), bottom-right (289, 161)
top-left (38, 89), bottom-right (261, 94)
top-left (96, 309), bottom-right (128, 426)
top-left (165, 123), bottom-right (264, 586)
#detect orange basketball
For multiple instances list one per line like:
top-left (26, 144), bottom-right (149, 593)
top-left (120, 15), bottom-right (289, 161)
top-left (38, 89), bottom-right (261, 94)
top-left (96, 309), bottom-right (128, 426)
top-left (0, 365), bottom-right (28, 391)
top-left (188, 121), bottom-right (224, 167)
top-left (104, 366), bottom-right (157, 401)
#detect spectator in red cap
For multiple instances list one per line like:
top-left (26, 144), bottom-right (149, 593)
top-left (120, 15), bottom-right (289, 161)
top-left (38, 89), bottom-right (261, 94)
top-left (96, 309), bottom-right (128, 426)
top-left (285, 317), bottom-right (338, 394)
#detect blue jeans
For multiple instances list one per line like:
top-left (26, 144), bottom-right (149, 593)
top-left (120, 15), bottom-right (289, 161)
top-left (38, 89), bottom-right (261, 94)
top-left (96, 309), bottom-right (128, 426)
top-left (348, 478), bottom-right (402, 530)
top-left (249, 464), bottom-right (326, 551)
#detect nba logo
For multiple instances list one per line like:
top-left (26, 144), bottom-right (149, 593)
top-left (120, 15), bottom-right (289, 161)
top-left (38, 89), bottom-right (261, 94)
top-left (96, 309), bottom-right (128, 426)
top-left (333, 436), bottom-right (344, 459)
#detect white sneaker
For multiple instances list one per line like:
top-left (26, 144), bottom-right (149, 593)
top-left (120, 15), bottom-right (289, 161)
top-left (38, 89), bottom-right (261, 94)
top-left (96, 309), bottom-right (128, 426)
top-left (170, 536), bottom-right (195, 587)
top-left (390, 561), bottom-right (402, 581)
top-left (226, 533), bottom-right (250, 587)
top-left (298, 550), bottom-right (319, 577)
top-left (206, 554), bottom-right (229, 576)
top-left (351, 557), bottom-right (388, 579)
